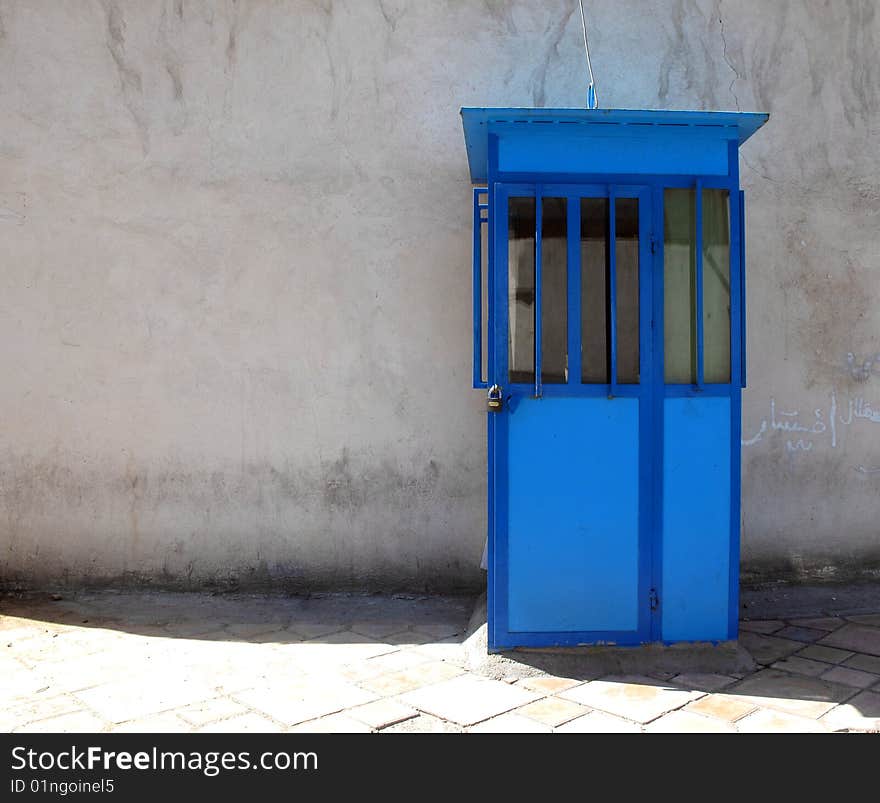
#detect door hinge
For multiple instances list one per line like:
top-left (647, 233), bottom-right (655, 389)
top-left (649, 588), bottom-right (659, 611)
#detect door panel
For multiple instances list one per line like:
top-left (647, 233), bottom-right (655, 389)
top-left (662, 397), bottom-right (731, 641)
top-left (508, 397), bottom-right (640, 633)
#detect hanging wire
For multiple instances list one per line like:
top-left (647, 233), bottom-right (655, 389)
top-left (578, 0), bottom-right (599, 108)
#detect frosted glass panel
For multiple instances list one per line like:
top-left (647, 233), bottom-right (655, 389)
top-left (664, 189), bottom-right (697, 384)
top-left (703, 189), bottom-right (731, 383)
top-left (615, 198), bottom-right (639, 384)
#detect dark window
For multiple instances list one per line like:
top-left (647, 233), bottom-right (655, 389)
top-left (508, 197), bottom-right (536, 384)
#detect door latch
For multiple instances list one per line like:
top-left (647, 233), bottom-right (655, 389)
top-left (487, 384), bottom-right (504, 413)
top-left (649, 588), bottom-right (659, 611)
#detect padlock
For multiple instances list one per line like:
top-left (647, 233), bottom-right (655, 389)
top-left (487, 384), bottom-right (503, 412)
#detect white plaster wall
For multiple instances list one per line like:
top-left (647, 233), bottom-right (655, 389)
top-left (0, 1), bottom-right (877, 589)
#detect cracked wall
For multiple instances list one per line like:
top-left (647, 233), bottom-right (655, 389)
top-left (0, 0), bottom-right (878, 590)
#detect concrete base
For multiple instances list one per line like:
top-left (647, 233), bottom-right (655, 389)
top-left (464, 593), bottom-right (757, 680)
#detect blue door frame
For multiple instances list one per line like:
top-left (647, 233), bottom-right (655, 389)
top-left (488, 183), bottom-right (655, 649)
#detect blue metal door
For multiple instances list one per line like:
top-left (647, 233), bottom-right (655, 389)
top-left (488, 184), bottom-right (654, 649)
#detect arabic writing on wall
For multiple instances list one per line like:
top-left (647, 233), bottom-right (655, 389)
top-left (742, 391), bottom-right (880, 471)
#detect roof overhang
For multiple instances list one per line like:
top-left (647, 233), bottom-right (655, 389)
top-left (460, 107), bottom-right (769, 184)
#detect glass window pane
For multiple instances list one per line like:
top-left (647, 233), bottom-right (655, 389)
top-left (508, 197), bottom-right (535, 384)
top-left (541, 197), bottom-right (567, 383)
top-left (581, 197), bottom-right (608, 383)
top-left (703, 189), bottom-right (731, 383)
top-left (615, 198), bottom-right (640, 384)
top-left (664, 188), bottom-right (697, 383)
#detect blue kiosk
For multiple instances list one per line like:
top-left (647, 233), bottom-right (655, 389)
top-left (462, 107), bottom-right (768, 650)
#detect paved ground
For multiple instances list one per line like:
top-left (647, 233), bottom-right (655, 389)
top-left (1, 590), bottom-right (879, 733)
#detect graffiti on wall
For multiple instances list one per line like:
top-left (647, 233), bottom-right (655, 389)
top-left (742, 390), bottom-right (880, 470)
top-left (846, 352), bottom-right (880, 382)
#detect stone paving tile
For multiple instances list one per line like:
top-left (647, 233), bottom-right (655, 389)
top-left (818, 624), bottom-right (880, 657)
top-left (400, 675), bottom-right (539, 727)
top-left (647, 671), bottom-right (678, 681)
top-left (290, 714), bottom-right (373, 733)
top-left (819, 666), bottom-right (879, 690)
top-left (771, 655), bottom-right (831, 677)
top-left (13, 632), bottom-right (107, 669)
top-left (111, 713), bottom-right (190, 732)
top-left (796, 644), bottom-right (854, 665)
top-left (163, 621), bottom-right (221, 638)
top-left (347, 699), bottom-right (418, 730)
top-left (469, 713), bottom-right (553, 733)
top-left (739, 620), bottom-right (785, 634)
top-left (336, 648), bottom-right (433, 684)
top-left (380, 713), bottom-right (464, 733)
top-left (515, 696), bottom-right (590, 727)
top-left (383, 631), bottom-right (433, 646)
top-left (0, 615), bottom-right (58, 634)
top-left (774, 626), bottom-right (827, 644)
top-left (319, 630), bottom-right (403, 652)
top-left (365, 648), bottom-right (434, 675)
top-left (410, 623), bottom-right (464, 641)
top-left (224, 623), bottom-right (285, 639)
top-left (645, 711), bottom-right (736, 733)
top-left (845, 614), bottom-right (880, 627)
top-left (516, 676), bottom-right (584, 695)
top-left (1, 624), bottom-right (59, 644)
top-left (15, 711), bottom-right (108, 733)
top-left (0, 663), bottom-right (51, 703)
top-left (247, 630), bottom-right (307, 645)
top-left (412, 639), bottom-right (467, 665)
top-left (818, 690), bottom-right (880, 731)
top-left (684, 694), bottom-right (756, 722)
top-left (842, 653), bottom-right (880, 675)
top-left (728, 669), bottom-right (855, 719)
top-left (198, 714), bottom-right (283, 733)
top-left (736, 708), bottom-right (829, 733)
top-left (288, 630), bottom-right (400, 668)
top-left (233, 678), bottom-right (377, 727)
top-left (788, 617), bottom-right (846, 632)
top-left (738, 631), bottom-right (804, 665)
top-left (287, 622), bottom-right (347, 640)
top-left (19, 647), bottom-right (153, 696)
top-left (555, 712), bottom-right (641, 733)
top-left (350, 621), bottom-right (412, 640)
top-left (560, 676), bottom-right (702, 724)
top-left (0, 693), bottom-right (82, 732)
top-left (359, 660), bottom-right (464, 697)
top-left (175, 697), bottom-right (250, 727)
top-left (669, 673), bottom-right (737, 692)
top-left (75, 676), bottom-right (218, 724)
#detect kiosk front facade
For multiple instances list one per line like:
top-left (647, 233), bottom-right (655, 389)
top-left (462, 108), bottom-right (768, 650)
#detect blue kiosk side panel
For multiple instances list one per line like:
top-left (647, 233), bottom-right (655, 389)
top-left (662, 396), bottom-right (732, 642)
top-left (507, 397), bottom-right (640, 634)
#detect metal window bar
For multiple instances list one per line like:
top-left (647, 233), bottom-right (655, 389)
top-left (739, 189), bottom-right (746, 388)
top-left (566, 194), bottom-right (581, 385)
top-left (534, 189), bottom-right (543, 398)
top-left (695, 179), bottom-right (704, 389)
top-left (472, 188), bottom-right (488, 389)
top-left (608, 188), bottom-right (617, 396)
